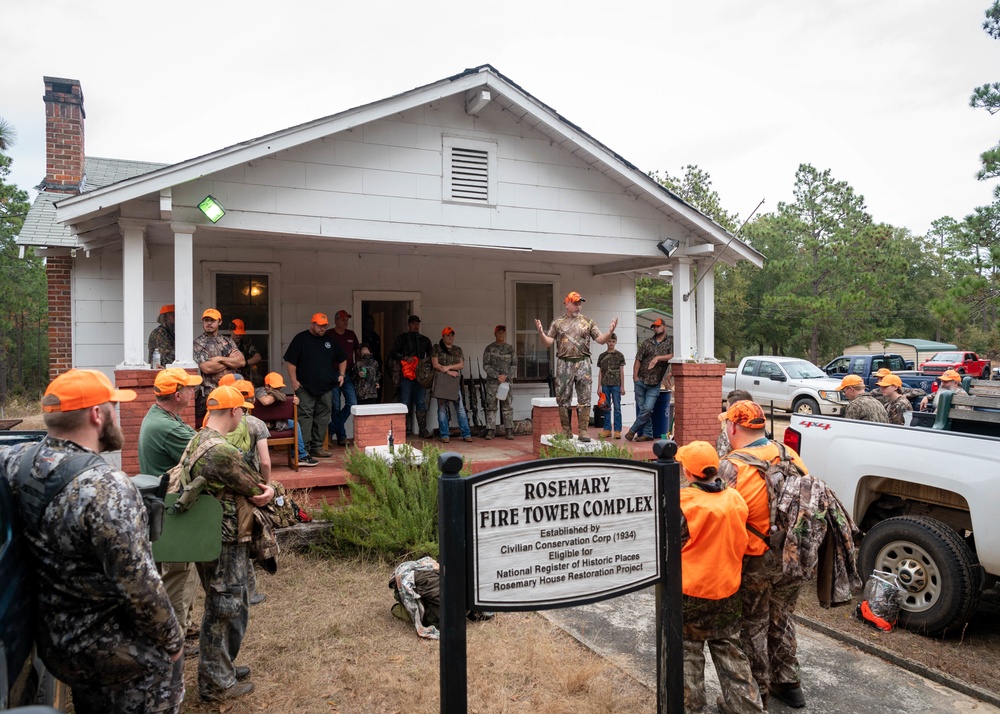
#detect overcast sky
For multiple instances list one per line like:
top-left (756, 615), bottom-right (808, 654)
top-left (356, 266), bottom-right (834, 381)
top-left (2, 1), bottom-right (997, 236)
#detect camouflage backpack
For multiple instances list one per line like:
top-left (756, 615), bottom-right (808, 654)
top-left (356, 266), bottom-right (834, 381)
top-left (725, 442), bottom-right (807, 552)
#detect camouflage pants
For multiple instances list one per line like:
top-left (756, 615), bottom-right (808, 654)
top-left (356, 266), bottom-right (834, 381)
top-left (51, 639), bottom-right (183, 714)
top-left (196, 543), bottom-right (250, 697)
top-left (484, 380), bottom-right (513, 431)
top-left (684, 636), bottom-right (763, 714)
top-left (555, 359), bottom-right (592, 409)
top-left (739, 552), bottom-right (803, 693)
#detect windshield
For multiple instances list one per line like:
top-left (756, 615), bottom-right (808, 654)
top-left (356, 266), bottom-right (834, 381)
top-left (928, 352), bottom-right (962, 362)
top-left (783, 360), bottom-right (827, 379)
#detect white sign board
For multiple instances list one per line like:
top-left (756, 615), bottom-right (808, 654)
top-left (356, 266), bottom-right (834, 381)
top-left (470, 460), bottom-right (661, 608)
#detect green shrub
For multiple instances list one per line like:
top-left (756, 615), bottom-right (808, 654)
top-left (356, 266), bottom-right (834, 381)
top-left (539, 433), bottom-right (640, 460)
top-left (316, 444), bottom-right (464, 560)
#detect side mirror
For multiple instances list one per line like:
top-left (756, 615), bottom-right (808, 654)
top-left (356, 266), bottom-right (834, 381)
top-left (768, 374), bottom-right (787, 382)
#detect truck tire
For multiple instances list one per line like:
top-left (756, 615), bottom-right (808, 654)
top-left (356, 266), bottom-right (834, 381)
top-left (858, 515), bottom-right (981, 635)
top-left (792, 397), bottom-right (819, 415)
top-left (982, 363), bottom-right (992, 380)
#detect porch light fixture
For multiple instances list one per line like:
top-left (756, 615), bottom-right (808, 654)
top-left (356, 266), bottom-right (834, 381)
top-left (657, 238), bottom-right (680, 258)
top-left (198, 195), bottom-right (226, 223)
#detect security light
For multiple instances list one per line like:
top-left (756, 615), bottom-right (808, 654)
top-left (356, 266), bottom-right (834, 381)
top-left (657, 239), bottom-right (680, 258)
top-left (198, 195), bottom-right (226, 223)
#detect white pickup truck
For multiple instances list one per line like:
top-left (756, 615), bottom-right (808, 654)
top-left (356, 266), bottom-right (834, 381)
top-left (784, 388), bottom-right (1000, 635)
top-left (722, 356), bottom-right (847, 416)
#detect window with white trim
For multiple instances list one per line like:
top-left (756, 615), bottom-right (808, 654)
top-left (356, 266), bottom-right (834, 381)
top-left (514, 282), bottom-right (554, 381)
top-left (443, 135), bottom-right (497, 205)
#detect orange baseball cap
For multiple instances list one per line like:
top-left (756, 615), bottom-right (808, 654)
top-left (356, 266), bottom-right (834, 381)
top-left (311, 313), bottom-right (329, 326)
top-left (651, 318), bottom-right (664, 328)
top-left (230, 318), bottom-right (246, 335)
top-left (718, 400), bottom-right (766, 429)
top-left (442, 326), bottom-right (455, 336)
top-left (835, 374), bottom-right (865, 390)
top-left (940, 369), bottom-right (962, 382)
top-left (234, 380), bottom-right (256, 403)
top-left (264, 372), bottom-right (286, 388)
top-left (159, 303), bottom-right (175, 315)
top-left (206, 385), bottom-right (253, 411)
top-left (42, 369), bottom-right (137, 413)
top-left (874, 368), bottom-right (893, 377)
top-left (335, 310), bottom-right (351, 320)
top-left (153, 368), bottom-right (203, 396)
top-left (564, 291), bottom-right (585, 303)
top-left (676, 441), bottom-right (720, 479)
top-left (218, 374), bottom-right (237, 387)
top-left (202, 308), bottom-right (222, 320)
top-left (877, 374), bottom-right (903, 388)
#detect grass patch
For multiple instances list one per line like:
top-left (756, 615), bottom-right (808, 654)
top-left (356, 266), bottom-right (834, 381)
top-left (539, 433), bottom-right (639, 460)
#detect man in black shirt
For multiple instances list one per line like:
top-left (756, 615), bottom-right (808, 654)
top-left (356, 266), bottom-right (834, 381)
top-left (389, 315), bottom-right (433, 438)
top-left (283, 313), bottom-right (347, 457)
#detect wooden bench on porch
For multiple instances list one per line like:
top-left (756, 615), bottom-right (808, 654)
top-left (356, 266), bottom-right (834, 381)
top-left (252, 399), bottom-right (299, 471)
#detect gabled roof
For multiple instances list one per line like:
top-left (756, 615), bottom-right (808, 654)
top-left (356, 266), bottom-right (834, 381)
top-left (885, 339), bottom-right (957, 351)
top-left (30, 65), bottom-right (762, 266)
top-left (18, 157), bottom-right (166, 248)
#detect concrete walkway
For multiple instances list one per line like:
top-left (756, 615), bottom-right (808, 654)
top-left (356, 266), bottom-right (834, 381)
top-left (541, 588), bottom-right (999, 713)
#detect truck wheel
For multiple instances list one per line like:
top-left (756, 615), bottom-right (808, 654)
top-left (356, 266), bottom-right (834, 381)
top-left (792, 397), bottom-right (819, 415)
top-left (859, 515), bottom-right (981, 635)
top-left (982, 364), bottom-right (992, 380)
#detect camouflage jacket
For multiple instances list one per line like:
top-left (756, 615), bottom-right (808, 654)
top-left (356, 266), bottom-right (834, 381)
top-left (147, 324), bottom-right (175, 365)
top-left (845, 394), bottom-right (889, 423)
top-left (352, 356), bottom-right (380, 400)
top-left (192, 332), bottom-right (241, 391)
top-left (187, 428), bottom-right (264, 543)
top-left (432, 343), bottom-right (465, 369)
top-left (0, 437), bottom-right (183, 662)
top-left (635, 336), bottom-right (673, 385)
top-left (546, 314), bottom-right (600, 360)
top-left (482, 342), bottom-right (516, 381)
top-left (885, 395), bottom-right (913, 425)
top-left (597, 350), bottom-right (626, 386)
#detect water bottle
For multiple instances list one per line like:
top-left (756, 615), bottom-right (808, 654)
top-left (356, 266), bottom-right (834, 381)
top-left (152, 349), bottom-right (161, 369)
top-left (388, 421), bottom-right (395, 454)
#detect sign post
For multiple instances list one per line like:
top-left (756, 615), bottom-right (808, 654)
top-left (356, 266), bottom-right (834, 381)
top-left (438, 443), bottom-right (683, 714)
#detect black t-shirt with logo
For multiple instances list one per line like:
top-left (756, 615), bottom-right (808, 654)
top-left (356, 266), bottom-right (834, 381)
top-left (283, 330), bottom-right (348, 395)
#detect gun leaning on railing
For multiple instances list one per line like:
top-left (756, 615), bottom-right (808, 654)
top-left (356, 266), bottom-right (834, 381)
top-left (476, 358), bottom-right (489, 427)
top-left (465, 362), bottom-right (482, 430)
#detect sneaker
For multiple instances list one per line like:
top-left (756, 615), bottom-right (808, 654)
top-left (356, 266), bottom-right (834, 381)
top-left (310, 449), bottom-right (333, 458)
top-left (235, 665), bottom-right (251, 681)
top-left (463, 436), bottom-right (473, 442)
top-left (201, 681), bottom-right (255, 703)
top-left (635, 435), bottom-right (654, 442)
top-left (769, 683), bottom-right (806, 708)
top-left (250, 592), bottom-right (267, 606)
top-left (624, 430), bottom-right (636, 441)
top-left (484, 430), bottom-right (495, 440)
top-left (299, 455), bottom-right (319, 467)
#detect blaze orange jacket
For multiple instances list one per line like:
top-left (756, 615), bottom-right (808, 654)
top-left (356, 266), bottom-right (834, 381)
top-left (679, 484), bottom-right (750, 600)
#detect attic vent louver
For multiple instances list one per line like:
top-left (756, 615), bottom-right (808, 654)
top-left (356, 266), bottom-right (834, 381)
top-left (442, 135), bottom-right (497, 206)
top-left (450, 147), bottom-right (489, 202)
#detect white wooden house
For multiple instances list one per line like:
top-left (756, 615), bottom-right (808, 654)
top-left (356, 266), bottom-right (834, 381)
top-left (18, 66), bottom-right (763, 457)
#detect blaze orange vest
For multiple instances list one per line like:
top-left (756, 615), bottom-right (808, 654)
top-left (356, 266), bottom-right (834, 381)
top-left (679, 485), bottom-right (750, 600)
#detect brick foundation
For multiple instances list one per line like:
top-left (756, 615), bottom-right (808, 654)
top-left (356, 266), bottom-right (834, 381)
top-left (116, 368), bottom-right (197, 475)
top-left (351, 404), bottom-right (409, 451)
top-left (531, 398), bottom-right (569, 457)
top-left (672, 362), bottom-right (725, 446)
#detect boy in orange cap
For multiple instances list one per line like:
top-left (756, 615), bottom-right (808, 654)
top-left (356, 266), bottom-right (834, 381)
top-left (676, 441), bottom-right (763, 714)
top-left (534, 291), bottom-right (619, 441)
top-left (877, 374), bottom-right (913, 425)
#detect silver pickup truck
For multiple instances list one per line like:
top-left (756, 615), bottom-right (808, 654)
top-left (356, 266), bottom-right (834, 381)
top-left (784, 388), bottom-right (1000, 635)
top-left (722, 356), bottom-right (846, 416)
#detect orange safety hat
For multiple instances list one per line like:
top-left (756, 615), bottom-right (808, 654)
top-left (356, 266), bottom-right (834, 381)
top-left (153, 368), bottom-right (202, 396)
top-left (835, 374), bottom-right (865, 390)
top-left (264, 372), bottom-right (286, 388)
top-left (230, 318), bottom-right (246, 335)
top-left (441, 326), bottom-right (455, 336)
top-left (218, 374), bottom-right (238, 387)
top-left (202, 308), bottom-right (222, 321)
top-left (676, 441), bottom-right (720, 479)
top-left (873, 368), bottom-right (893, 377)
top-left (206, 385), bottom-right (253, 411)
top-left (564, 291), bottom-right (585, 303)
top-left (650, 318), bottom-right (664, 327)
top-left (234, 380), bottom-right (256, 403)
top-left (311, 313), bottom-right (329, 326)
top-left (940, 369), bottom-right (962, 382)
top-left (877, 374), bottom-right (903, 388)
top-left (718, 400), bottom-right (766, 429)
top-left (42, 369), bottom-right (136, 412)
top-left (159, 303), bottom-right (175, 315)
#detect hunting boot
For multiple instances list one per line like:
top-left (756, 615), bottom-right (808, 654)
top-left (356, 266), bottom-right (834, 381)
top-left (577, 406), bottom-right (591, 442)
top-left (416, 410), bottom-right (433, 439)
top-left (505, 428), bottom-right (514, 440)
top-left (558, 406), bottom-right (574, 437)
top-left (484, 429), bottom-right (495, 440)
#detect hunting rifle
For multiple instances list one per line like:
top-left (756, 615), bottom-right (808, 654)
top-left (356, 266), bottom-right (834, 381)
top-left (476, 358), bottom-right (489, 427)
top-left (465, 361), bottom-right (482, 430)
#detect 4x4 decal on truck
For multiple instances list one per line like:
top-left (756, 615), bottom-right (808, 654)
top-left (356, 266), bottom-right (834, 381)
top-left (799, 421), bottom-right (831, 430)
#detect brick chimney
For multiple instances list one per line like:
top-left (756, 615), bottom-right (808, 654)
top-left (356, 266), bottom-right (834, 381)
top-left (41, 76), bottom-right (85, 193)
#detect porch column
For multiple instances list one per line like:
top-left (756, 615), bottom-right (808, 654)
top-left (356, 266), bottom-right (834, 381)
top-left (118, 220), bottom-right (146, 367)
top-left (695, 259), bottom-right (715, 362)
top-left (171, 223), bottom-right (197, 367)
top-left (671, 257), bottom-right (696, 363)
